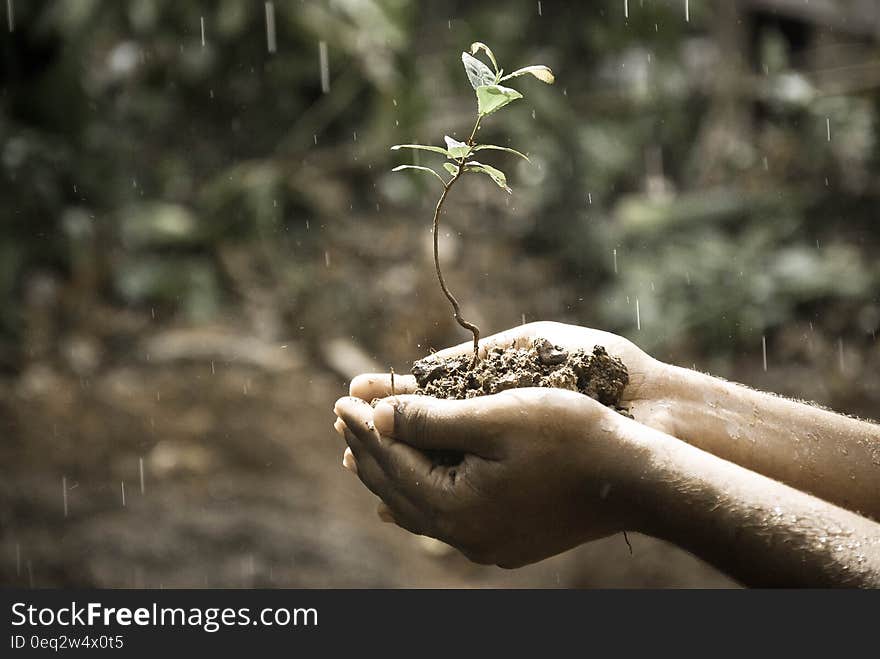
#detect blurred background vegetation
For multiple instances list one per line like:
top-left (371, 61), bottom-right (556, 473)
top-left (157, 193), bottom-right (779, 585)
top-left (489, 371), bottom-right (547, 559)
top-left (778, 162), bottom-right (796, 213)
top-left (1, 0), bottom-right (878, 587)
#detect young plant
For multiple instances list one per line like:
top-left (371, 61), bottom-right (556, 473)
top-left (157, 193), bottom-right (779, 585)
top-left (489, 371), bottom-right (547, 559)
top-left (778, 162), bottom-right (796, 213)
top-left (391, 42), bottom-right (554, 364)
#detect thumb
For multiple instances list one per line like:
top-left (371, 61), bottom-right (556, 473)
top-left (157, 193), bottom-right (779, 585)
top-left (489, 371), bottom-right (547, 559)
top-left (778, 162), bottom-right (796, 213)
top-left (373, 395), bottom-right (500, 456)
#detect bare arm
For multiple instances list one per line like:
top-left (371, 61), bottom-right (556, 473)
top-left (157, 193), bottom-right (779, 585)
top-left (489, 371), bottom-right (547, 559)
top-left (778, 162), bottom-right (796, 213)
top-left (350, 322), bottom-right (880, 520)
top-left (649, 364), bottom-right (880, 520)
top-left (334, 389), bottom-right (880, 587)
top-left (620, 414), bottom-right (880, 588)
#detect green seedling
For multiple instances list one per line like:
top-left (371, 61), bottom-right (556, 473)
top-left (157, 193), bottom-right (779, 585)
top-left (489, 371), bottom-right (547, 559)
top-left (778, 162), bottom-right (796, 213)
top-left (391, 42), bottom-right (554, 364)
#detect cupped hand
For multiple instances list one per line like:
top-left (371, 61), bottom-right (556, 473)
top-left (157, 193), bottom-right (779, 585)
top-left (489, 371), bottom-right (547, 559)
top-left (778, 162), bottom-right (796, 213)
top-left (349, 321), bottom-right (672, 424)
top-left (333, 388), bottom-right (640, 568)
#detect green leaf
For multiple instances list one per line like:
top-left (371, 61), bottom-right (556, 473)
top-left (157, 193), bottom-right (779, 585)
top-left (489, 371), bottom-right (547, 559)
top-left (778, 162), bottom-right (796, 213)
top-left (461, 52), bottom-right (496, 90)
top-left (443, 135), bottom-right (471, 160)
top-left (475, 84), bottom-right (523, 116)
top-left (443, 163), bottom-right (459, 176)
top-left (469, 42), bottom-right (498, 73)
top-left (390, 144), bottom-right (450, 156)
top-left (463, 161), bottom-right (511, 193)
top-left (472, 144), bottom-right (530, 161)
top-left (500, 65), bottom-right (555, 84)
top-left (391, 165), bottom-right (445, 183)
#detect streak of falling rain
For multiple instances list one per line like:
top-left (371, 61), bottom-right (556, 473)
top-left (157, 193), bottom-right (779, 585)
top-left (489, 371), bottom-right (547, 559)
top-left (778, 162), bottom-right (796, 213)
top-left (838, 338), bottom-right (845, 372)
top-left (139, 457), bottom-right (145, 494)
top-left (762, 335), bottom-right (767, 372)
top-left (200, 16), bottom-right (206, 47)
top-left (826, 117), bottom-right (831, 142)
top-left (521, 313), bottom-right (526, 325)
top-left (624, 0), bottom-right (628, 19)
top-left (6, 0), bottom-right (13, 32)
top-left (537, 1), bottom-right (542, 17)
top-left (62, 475), bottom-right (68, 518)
top-left (121, 481), bottom-right (126, 507)
top-left (685, 0), bottom-right (689, 22)
top-left (613, 248), bottom-right (618, 274)
top-left (763, 156), bottom-right (769, 171)
top-left (211, 360), bottom-right (215, 375)
top-left (324, 251), bottom-right (331, 267)
top-left (587, 192), bottom-right (592, 204)
top-left (265, 2), bottom-right (277, 54)
top-left (635, 298), bottom-right (641, 330)
top-left (319, 41), bottom-right (330, 93)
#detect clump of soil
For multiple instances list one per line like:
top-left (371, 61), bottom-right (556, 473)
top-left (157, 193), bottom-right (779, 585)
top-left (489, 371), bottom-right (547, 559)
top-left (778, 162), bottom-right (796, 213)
top-left (411, 338), bottom-right (630, 413)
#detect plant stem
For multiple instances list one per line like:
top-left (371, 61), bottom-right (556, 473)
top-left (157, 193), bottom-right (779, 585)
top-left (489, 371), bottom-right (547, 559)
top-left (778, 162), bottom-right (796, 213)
top-left (432, 116), bottom-right (484, 364)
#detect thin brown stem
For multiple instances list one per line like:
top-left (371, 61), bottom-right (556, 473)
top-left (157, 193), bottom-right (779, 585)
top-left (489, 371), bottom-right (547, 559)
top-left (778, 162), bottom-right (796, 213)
top-left (432, 131), bottom-right (481, 364)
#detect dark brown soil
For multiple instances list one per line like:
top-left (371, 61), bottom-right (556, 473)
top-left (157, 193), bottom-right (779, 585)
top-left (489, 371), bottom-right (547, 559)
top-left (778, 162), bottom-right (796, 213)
top-left (411, 338), bottom-right (630, 413)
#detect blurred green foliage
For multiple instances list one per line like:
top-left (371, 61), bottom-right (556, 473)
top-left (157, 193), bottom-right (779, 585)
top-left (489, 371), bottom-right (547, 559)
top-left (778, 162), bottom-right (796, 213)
top-left (1, 0), bottom-right (878, 368)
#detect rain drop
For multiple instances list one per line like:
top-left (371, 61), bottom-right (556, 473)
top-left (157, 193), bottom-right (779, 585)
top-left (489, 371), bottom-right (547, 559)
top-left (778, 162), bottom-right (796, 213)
top-left (265, 2), bottom-right (277, 53)
top-left (319, 41), bottom-right (330, 93)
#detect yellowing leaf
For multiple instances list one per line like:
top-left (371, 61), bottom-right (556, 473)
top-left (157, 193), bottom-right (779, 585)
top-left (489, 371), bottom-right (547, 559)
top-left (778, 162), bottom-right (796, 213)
top-left (469, 42), bottom-right (498, 73)
top-left (500, 65), bottom-right (555, 84)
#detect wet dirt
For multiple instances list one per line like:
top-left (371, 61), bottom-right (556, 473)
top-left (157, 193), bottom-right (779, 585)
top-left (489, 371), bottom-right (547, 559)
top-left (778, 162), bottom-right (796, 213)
top-left (411, 338), bottom-right (630, 413)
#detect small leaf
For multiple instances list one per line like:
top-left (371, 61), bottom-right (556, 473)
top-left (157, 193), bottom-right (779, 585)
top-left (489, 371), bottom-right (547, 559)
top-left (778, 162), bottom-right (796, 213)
top-left (443, 135), bottom-right (471, 160)
top-left (469, 42), bottom-right (498, 73)
top-left (475, 84), bottom-right (523, 116)
top-left (443, 163), bottom-right (459, 176)
top-left (463, 161), bottom-right (511, 193)
top-left (473, 144), bottom-right (530, 161)
top-left (461, 52), bottom-right (496, 90)
top-left (500, 65), bottom-right (555, 84)
top-left (390, 144), bottom-right (450, 156)
top-left (391, 165), bottom-right (445, 183)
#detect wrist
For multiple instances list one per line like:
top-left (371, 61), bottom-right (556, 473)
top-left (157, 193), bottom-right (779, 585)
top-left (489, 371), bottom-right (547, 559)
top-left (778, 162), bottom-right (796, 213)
top-left (573, 400), bottom-right (671, 535)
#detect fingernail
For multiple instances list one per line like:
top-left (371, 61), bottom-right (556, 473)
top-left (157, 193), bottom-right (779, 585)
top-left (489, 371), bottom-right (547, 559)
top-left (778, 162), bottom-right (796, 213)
top-left (373, 400), bottom-right (395, 436)
top-left (333, 418), bottom-right (347, 437)
top-left (342, 448), bottom-right (357, 474)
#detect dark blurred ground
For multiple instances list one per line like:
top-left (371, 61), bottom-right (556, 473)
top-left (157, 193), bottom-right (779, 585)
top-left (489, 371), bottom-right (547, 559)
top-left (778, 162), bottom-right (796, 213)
top-left (1, 1), bottom-right (878, 587)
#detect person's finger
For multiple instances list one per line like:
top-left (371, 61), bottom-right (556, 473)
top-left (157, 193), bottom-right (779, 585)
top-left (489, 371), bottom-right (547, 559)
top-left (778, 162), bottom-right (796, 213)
top-left (334, 396), bottom-right (446, 507)
top-left (349, 373), bottom-right (418, 401)
top-left (342, 447), bottom-right (358, 474)
top-left (341, 426), bottom-right (432, 536)
top-left (372, 395), bottom-right (502, 456)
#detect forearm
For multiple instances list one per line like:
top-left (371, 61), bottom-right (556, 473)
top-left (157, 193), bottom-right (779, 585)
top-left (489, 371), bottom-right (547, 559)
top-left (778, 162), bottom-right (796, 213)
top-left (616, 417), bottom-right (880, 588)
top-left (652, 363), bottom-right (880, 519)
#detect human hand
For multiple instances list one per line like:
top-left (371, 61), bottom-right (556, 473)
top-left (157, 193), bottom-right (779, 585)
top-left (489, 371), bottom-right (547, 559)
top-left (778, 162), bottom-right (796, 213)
top-left (349, 321), bottom-right (673, 427)
top-left (333, 388), bottom-right (641, 568)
